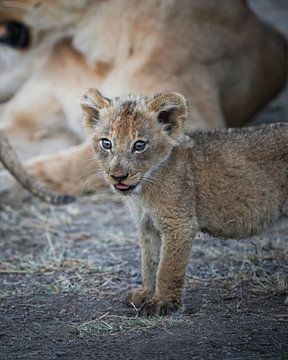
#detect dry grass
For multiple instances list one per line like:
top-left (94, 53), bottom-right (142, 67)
top-left (71, 313), bottom-right (190, 337)
top-left (0, 250), bottom-right (122, 275)
top-left (0, 246), bottom-right (129, 298)
top-left (0, 192), bottom-right (287, 310)
top-left (0, 288), bottom-right (20, 299)
top-left (189, 228), bottom-right (288, 300)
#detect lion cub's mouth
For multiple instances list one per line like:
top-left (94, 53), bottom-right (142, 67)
top-left (114, 182), bottom-right (138, 193)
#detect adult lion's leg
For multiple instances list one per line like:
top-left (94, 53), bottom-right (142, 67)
top-left (26, 142), bottom-right (108, 194)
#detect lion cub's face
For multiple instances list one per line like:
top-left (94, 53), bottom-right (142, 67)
top-left (81, 89), bottom-right (187, 195)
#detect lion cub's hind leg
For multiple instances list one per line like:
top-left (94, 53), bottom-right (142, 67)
top-left (127, 214), bottom-right (162, 308)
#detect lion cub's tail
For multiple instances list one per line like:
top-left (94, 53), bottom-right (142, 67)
top-left (0, 130), bottom-right (75, 205)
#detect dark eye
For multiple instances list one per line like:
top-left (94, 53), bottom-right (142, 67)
top-left (100, 138), bottom-right (112, 151)
top-left (133, 140), bottom-right (147, 153)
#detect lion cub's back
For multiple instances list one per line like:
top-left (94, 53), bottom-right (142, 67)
top-left (190, 123), bottom-right (288, 238)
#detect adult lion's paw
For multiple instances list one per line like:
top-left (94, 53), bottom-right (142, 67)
top-left (126, 288), bottom-right (153, 307)
top-left (140, 297), bottom-right (181, 316)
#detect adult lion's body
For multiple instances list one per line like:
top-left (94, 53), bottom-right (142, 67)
top-left (0, 129), bottom-right (74, 204)
top-left (0, 0), bottom-right (287, 193)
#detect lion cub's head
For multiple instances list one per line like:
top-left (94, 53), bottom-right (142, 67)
top-left (81, 89), bottom-right (187, 195)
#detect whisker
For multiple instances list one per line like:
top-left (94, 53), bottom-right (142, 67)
top-left (80, 172), bottom-right (107, 192)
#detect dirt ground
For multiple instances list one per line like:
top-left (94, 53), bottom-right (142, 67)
top-left (1, 1), bottom-right (288, 359)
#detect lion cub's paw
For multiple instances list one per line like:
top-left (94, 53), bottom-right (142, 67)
top-left (126, 288), bottom-right (153, 307)
top-left (140, 297), bottom-right (181, 317)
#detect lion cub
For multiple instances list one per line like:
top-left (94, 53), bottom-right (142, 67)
top-left (81, 88), bottom-right (288, 316)
top-left (0, 130), bottom-right (75, 204)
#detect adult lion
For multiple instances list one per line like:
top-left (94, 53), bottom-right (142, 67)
top-left (0, 0), bottom-right (287, 194)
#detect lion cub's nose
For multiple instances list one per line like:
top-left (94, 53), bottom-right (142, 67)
top-left (110, 173), bottom-right (129, 182)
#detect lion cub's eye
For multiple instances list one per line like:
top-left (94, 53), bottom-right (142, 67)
top-left (133, 140), bottom-right (147, 153)
top-left (100, 138), bottom-right (112, 151)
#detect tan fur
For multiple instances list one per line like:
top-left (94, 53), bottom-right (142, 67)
top-left (0, 130), bottom-right (75, 204)
top-left (82, 89), bottom-right (288, 316)
top-left (0, 0), bottom-right (287, 194)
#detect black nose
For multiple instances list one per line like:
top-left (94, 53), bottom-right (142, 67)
top-left (110, 173), bottom-right (129, 182)
top-left (0, 21), bottom-right (30, 49)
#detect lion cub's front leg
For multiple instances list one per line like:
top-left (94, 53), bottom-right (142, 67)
top-left (127, 215), bottom-right (162, 307)
top-left (139, 216), bottom-right (196, 316)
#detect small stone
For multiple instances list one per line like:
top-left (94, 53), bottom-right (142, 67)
top-left (55, 351), bottom-right (66, 357)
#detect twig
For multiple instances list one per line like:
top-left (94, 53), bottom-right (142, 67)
top-left (16, 304), bottom-right (46, 308)
top-left (99, 312), bottom-right (110, 320)
top-left (250, 312), bottom-right (288, 322)
top-left (0, 269), bottom-right (31, 274)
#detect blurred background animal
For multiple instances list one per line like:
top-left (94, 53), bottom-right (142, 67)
top-left (0, 129), bottom-right (75, 204)
top-left (0, 0), bottom-right (287, 194)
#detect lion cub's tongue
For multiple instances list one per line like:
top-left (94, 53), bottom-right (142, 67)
top-left (115, 183), bottom-right (130, 190)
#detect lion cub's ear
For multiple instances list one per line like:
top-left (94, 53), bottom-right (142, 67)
top-left (81, 88), bottom-right (110, 130)
top-left (147, 92), bottom-right (187, 137)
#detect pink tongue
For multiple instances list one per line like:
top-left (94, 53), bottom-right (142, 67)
top-left (115, 183), bottom-right (130, 190)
